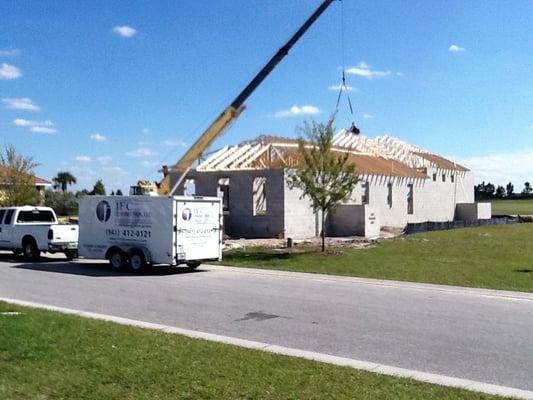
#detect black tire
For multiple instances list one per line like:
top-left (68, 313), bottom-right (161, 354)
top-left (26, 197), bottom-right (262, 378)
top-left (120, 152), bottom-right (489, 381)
top-left (128, 250), bottom-right (147, 272)
top-left (22, 239), bottom-right (40, 261)
top-left (65, 249), bottom-right (78, 260)
top-left (108, 249), bottom-right (127, 270)
top-left (186, 261), bottom-right (201, 270)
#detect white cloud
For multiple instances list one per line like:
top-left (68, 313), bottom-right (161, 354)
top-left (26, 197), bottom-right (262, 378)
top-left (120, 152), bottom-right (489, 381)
top-left (0, 63), bottom-right (21, 79)
top-left (112, 25), bottom-right (137, 38)
top-left (362, 113), bottom-right (374, 119)
top-left (126, 147), bottom-right (156, 157)
top-left (67, 164), bottom-right (129, 194)
top-left (141, 160), bottom-right (161, 168)
top-left (328, 84), bottom-right (355, 92)
top-left (103, 166), bottom-right (128, 175)
top-left (458, 149), bottom-right (533, 186)
top-left (448, 44), bottom-right (466, 53)
top-left (2, 97), bottom-right (40, 111)
top-left (345, 62), bottom-right (391, 79)
top-left (162, 139), bottom-right (187, 147)
top-left (75, 156), bottom-right (92, 163)
top-left (0, 49), bottom-right (20, 57)
top-left (97, 156), bottom-right (112, 165)
top-left (13, 118), bottom-right (53, 127)
top-left (274, 105), bottom-right (320, 118)
top-left (90, 133), bottom-right (107, 142)
top-left (30, 126), bottom-right (57, 134)
top-left (13, 119), bottom-right (56, 133)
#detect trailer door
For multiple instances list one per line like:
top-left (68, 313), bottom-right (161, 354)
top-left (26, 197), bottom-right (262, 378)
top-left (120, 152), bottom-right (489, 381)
top-left (175, 199), bottom-right (221, 262)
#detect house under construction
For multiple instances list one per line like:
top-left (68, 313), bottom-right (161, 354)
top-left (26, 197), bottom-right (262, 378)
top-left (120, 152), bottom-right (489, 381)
top-left (170, 130), bottom-right (490, 239)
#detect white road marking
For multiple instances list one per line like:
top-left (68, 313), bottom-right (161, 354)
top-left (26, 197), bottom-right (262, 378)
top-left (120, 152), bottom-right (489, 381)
top-left (1, 296), bottom-right (532, 400)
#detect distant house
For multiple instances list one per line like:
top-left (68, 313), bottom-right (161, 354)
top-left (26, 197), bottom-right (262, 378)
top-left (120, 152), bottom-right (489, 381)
top-left (0, 165), bottom-right (52, 205)
top-left (170, 130), bottom-right (491, 239)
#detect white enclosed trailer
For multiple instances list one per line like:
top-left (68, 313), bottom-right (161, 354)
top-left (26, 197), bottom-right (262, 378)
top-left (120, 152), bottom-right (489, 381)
top-left (78, 196), bottom-right (222, 271)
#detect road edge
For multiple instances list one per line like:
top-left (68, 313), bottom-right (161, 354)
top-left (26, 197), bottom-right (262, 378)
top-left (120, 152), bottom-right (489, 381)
top-left (1, 296), bottom-right (532, 400)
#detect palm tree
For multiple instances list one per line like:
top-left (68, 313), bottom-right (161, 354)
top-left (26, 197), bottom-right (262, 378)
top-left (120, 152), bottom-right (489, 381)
top-left (53, 171), bottom-right (77, 192)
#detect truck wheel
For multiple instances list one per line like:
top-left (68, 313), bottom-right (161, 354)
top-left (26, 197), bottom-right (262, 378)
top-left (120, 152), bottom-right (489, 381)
top-left (65, 249), bottom-right (78, 260)
top-left (109, 249), bottom-right (127, 270)
top-left (22, 240), bottom-right (40, 261)
top-left (186, 261), bottom-right (201, 270)
top-left (129, 251), bottom-right (147, 272)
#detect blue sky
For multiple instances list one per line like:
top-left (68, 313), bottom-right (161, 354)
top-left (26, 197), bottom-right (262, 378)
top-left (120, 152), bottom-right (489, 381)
top-left (2, 0), bottom-right (533, 192)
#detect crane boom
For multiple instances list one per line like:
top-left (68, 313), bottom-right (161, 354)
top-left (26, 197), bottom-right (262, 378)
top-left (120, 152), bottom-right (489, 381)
top-left (159, 0), bottom-right (335, 195)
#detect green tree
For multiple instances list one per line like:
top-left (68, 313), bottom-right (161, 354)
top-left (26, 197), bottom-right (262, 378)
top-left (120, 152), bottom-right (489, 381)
top-left (45, 190), bottom-right (78, 216)
top-left (91, 179), bottom-right (106, 195)
top-left (0, 144), bottom-right (40, 206)
top-left (522, 182), bottom-right (532, 196)
top-left (116, 189), bottom-right (123, 196)
top-left (495, 185), bottom-right (505, 198)
top-left (506, 182), bottom-right (514, 198)
top-left (286, 119), bottom-right (359, 252)
top-left (52, 171), bottom-right (77, 192)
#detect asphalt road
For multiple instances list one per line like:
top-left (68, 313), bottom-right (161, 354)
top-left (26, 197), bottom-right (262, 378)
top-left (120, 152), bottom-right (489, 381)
top-left (1, 252), bottom-right (532, 391)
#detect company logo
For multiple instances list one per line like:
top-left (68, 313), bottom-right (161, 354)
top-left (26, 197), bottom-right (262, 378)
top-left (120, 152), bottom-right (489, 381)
top-left (96, 200), bottom-right (111, 222)
top-left (182, 208), bottom-right (192, 221)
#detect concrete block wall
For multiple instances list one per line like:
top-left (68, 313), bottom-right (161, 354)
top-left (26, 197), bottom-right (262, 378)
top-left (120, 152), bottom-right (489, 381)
top-left (347, 169), bottom-right (475, 227)
top-left (477, 202), bottom-right (492, 219)
top-left (173, 169), bottom-right (286, 238)
top-left (172, 166), bottom-right (477, 239)
top-left (283, 171), bottom-right (319, 239)
top-left (329, 204), bottom-right (380, 239)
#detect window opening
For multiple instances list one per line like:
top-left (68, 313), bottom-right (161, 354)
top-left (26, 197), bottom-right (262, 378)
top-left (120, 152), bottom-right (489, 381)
top-left (407, 184), bottom-right (414, 215)
top-left (253, 177), bottom-right (267, 216)
top-left (387, 182), bottom-right (393, 208)
top-left (361, 182), bottom-right (370, 205)
top-left (217, 178), bottom-right (229, 212)
top-left (184, 179), bottom-right (196, 196)
top-left (0, 209), bottom-right (5, 224)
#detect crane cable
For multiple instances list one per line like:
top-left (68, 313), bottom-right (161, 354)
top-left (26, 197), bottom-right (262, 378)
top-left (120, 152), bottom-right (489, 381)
top-left (334, 0), bottom-right (359, 134)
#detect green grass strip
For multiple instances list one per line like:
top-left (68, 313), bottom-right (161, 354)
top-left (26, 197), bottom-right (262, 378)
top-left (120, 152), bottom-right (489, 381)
top-left (0, 302), bottom-right (508, 400)
top-left (222, 224), bottom-right (533, 292)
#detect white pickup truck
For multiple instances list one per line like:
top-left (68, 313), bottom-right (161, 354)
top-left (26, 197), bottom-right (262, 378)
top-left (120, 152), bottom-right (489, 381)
top-left (0, 206), bottom-right (79, 260)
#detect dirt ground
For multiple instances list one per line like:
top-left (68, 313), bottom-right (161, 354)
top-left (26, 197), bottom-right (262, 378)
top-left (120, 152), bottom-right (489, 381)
top-left (224, 227), bottom-right (403, 250)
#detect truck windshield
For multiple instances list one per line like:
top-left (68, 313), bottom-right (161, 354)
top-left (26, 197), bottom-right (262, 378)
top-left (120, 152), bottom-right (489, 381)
top-left (16, 210), bottom-right (56, 223)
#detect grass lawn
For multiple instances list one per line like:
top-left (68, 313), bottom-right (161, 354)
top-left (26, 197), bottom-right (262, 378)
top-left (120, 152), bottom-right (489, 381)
top-left (222, 224), bottom-right (533, 293)
top-left (491, 199), bottom-right (533, 215)
top-left (0, 302), bottom-right (507, 400)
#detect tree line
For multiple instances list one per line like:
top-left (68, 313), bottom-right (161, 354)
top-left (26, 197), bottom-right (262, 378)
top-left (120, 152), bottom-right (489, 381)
top-left (474, 181), bottom-right (532, 200)
top-left (0, 144), bottom-right (123, 216)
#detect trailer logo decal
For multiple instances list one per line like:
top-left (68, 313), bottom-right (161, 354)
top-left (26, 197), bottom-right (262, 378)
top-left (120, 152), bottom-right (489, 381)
top-left (96, 201), bottom-right (111, 222)
top-left (182, 208), bottom-right (192, 221)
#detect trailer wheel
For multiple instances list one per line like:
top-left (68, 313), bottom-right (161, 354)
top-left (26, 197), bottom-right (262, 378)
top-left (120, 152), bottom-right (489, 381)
top-left (109, 249), bottom-right (127, 270)
top-left (186, 261), bottom-right (201, 270)
top-left (22, 238), bottom-right (40, 261)
top-left (129, 250), bottom-right (147, 272)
